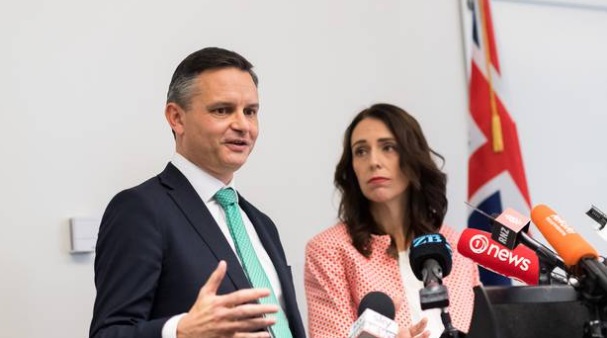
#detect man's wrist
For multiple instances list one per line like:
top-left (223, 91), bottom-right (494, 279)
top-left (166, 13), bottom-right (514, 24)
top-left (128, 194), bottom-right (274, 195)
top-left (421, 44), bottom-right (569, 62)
top-left (162, 313), bottom-right (187, 338)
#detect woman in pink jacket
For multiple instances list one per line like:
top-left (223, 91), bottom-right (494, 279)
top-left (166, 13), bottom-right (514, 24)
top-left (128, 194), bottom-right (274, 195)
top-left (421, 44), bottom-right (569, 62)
top-left (304, 103), bottom-right (480, 338)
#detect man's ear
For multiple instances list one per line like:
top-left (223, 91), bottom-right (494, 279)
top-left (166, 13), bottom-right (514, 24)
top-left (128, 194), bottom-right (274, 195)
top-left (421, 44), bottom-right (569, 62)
top-left (165, 102), bottom-right (185, 136)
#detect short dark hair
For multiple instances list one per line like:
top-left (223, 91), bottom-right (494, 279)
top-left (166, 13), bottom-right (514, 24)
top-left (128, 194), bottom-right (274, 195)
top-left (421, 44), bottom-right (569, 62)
top-left (334, 103), bottom-right (448, 258)
top-left (166, 47), bottom-right (258, 109)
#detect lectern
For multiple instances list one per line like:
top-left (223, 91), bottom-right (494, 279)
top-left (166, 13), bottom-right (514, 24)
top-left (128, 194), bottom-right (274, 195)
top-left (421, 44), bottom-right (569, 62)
top-left (467, 285), bottom-right (591, 338)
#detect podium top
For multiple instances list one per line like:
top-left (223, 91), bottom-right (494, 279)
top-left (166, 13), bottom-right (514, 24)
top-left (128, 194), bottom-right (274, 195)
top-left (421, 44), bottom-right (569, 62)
top-left (468, 285), bottom-right (589, 338)
top-left (482, 285), bottom-right (579, 304)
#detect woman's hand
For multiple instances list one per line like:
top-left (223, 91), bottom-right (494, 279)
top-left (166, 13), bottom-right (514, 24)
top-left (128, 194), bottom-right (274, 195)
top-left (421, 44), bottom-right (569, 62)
top-left (398, 317), bottom-right (430, 338)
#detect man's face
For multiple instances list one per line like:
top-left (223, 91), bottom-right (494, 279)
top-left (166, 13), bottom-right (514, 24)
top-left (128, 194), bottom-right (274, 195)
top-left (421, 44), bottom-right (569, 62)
top-left (169, 67), bottom-right (259, 183)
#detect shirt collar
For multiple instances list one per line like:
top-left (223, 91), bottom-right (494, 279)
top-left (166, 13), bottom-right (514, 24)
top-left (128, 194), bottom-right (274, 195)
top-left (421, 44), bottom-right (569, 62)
top-left (171, 153), bottom-right (238, 203)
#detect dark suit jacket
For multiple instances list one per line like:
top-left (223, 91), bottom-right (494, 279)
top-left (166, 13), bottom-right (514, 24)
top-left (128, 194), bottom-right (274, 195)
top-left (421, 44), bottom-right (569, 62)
top-left (90, 163), bottom-right (305, 338)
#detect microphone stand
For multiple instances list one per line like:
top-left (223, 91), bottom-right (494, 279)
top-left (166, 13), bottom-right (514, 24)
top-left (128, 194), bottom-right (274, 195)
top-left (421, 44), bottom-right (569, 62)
top-left (580, 286), bottom-right (606, 338)
top-left (537, 252), bottom-right (568, 285)
top-left (439, 307), bottom-right (466, 338)
top-left (418, 257), bottom-right (467, 337)
top-left (419, 269), bottom-right (466, 338)
top-left (576, 258), bottom-right (607, 338)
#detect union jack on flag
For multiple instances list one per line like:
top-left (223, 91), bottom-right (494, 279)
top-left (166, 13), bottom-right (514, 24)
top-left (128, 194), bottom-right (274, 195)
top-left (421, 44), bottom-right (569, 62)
top-left (467, 0), bottom-right (532, 285)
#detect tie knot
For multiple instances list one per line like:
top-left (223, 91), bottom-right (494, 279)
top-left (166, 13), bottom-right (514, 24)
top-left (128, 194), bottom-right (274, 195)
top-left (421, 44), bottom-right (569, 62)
top-left (214, 188), bottom-right (238, 207)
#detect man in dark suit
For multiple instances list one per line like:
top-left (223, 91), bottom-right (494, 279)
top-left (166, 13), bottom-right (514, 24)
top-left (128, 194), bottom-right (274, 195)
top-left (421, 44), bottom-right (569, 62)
top-left (90, 47), bottom-right (305, 338)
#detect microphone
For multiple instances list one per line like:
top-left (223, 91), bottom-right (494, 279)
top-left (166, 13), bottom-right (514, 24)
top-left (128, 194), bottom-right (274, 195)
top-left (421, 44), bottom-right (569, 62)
top-left (409, 234), bottom-right (453, 286)
top-left (586, 205), bottom-right (607, 243)
top-left (457, 228), bottom-right (540, 285)
top-left (531, 204), bottom-right (607, 292)
top-left (489, 207), bottom-right (568, 282)
top-left (531, 204), bottom-right (599, 267)
top-left (409, 233), bottom-right (452, 310)
top-left (410, 234), bottom-right (466, 338)
top-left (348, 291), bottom-right (398, 338)
top-left (490, 207), bottom-right (531, 250)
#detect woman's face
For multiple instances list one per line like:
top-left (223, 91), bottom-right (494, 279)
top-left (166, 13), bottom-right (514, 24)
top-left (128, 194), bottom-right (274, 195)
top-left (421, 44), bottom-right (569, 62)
top-left (350, 117), bottom-right (410, 205)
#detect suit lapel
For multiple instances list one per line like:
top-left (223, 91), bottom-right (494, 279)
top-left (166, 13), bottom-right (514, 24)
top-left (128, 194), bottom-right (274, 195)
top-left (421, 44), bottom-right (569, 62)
top-left (238, 195), bottom-right (286, 272)
top-left (158, 163), bottom-right (252, 291)
top-left (239, 195), bottom-right (306, 337)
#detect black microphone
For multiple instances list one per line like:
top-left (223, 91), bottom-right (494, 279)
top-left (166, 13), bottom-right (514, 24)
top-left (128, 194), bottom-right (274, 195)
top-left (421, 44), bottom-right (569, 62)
top-left (489, 207), bottom-right (568, 284)
top-left (409, 234), bottom-right (453, 283)
top-left (348, 292), bottom-right (398, 338)
top-left (410, 233), bottom-right (466, 338)
top-left (357, 291), bottom-right (396, 318)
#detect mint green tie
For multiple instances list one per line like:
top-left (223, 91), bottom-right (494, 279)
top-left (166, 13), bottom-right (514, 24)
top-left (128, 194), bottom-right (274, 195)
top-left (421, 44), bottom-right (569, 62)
top-left (214, 188), bottom-right (293, 338)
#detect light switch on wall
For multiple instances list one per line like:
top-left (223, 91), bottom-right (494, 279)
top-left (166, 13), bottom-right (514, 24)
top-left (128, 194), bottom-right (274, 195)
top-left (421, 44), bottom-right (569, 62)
top-left (69, 217), bottom-right (101, 254)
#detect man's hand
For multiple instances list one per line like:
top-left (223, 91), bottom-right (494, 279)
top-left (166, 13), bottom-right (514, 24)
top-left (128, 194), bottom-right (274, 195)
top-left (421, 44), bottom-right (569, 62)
top-left (177, 261), bottom-right (278, 338)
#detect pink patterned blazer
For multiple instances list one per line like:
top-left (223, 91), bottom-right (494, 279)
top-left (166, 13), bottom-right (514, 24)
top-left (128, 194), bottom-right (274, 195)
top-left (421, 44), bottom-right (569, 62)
top-left (304, 223), bottom-right (480, 338)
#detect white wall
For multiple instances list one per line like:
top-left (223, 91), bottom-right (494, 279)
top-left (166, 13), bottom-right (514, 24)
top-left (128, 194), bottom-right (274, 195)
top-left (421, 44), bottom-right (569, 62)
top-left (1, 0), bottom-right (605, 336)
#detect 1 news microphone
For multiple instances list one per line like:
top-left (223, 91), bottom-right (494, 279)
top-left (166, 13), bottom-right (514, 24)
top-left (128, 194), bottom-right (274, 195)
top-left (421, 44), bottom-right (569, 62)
top-left (531, 204), bottom-right (607, 292)
top-left (348, 291), bottom-right (398, 338)
top-left (458, 228), bottom-right (540, 285)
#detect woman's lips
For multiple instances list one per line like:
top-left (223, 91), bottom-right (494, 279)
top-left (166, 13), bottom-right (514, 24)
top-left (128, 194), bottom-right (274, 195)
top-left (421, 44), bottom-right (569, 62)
top-left (368, 177), bottom-right (389, 184)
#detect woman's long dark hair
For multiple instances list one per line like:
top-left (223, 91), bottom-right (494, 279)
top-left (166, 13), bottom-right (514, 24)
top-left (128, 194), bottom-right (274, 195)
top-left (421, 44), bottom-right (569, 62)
top-left (334, 103), bottom-right (448, 258)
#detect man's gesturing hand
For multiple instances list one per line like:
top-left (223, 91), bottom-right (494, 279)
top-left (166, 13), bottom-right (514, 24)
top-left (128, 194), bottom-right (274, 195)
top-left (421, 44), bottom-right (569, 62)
top-left (177, 261), bottom-right (278, 338)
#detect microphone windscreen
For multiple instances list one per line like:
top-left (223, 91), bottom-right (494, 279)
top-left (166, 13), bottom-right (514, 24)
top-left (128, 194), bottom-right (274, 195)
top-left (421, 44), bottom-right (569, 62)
top-left (357, 291), bottom-right (395, 320)
top-left (409, 233), bottom-right (453, 281)
top-left (457, 228), bottom-right (540, 285)
top-left (531, 204), bottom-right (598, 267)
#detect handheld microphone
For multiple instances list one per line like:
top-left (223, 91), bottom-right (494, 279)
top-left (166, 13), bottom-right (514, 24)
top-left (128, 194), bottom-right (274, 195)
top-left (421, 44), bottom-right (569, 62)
top-left (531, 204), bottom-right (607, 291)
top-left (348, 291), bottom-right (398, 338)
top-left (458, 228), bottom-right (540, 285)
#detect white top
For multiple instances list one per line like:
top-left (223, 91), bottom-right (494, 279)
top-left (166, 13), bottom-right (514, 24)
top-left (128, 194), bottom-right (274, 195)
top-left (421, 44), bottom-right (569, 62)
top-left (161, 153), bottom-right (285, 338)
top-left (398, 251), bottom-right (445, 338)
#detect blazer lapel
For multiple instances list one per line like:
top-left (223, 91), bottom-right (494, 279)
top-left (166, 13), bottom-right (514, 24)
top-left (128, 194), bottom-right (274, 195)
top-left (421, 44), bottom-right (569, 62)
top-left (239, 195), bottom-right (306, 337)
top-left (158, 163), bottom-right (251, 291)
top-left (238, 196), bottom-right (286, 271)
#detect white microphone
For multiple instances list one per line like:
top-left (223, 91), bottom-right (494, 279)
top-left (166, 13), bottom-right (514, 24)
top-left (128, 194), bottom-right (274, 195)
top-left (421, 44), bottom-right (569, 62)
top-left (348, 291), bottom-right (399, 338)
top-left (586, 205), bottom-right (607, 242)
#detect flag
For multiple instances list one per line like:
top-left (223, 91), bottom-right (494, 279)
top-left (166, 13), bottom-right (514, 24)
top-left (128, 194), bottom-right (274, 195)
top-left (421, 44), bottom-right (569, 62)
top-left (467, 0), bottom-right (532, 285)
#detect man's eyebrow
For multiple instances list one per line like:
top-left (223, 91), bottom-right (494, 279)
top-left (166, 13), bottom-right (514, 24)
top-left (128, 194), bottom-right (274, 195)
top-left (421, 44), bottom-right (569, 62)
top-left (206, 101), bottom-right (235, 110)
